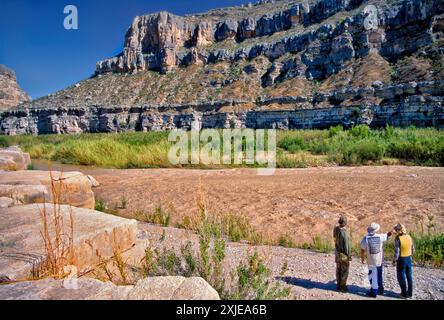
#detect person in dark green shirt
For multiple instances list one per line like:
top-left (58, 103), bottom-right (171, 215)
top-left (333, 215), bottom-right (351, 293)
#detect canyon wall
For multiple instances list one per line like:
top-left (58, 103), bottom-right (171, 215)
top-left (1, 80), bottom-right (442, 135)
top-left (95, 0), bottom-right (443, 82)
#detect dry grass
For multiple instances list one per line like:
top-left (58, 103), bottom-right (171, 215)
top-left (38, 169), bottom-right (74, 279)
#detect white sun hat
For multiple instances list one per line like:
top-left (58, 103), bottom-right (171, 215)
top-left (367, 222), bottom-right (380, 234)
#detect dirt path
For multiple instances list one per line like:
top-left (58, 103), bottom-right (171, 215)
top-left (138, 223), bottom-right (444, 300)
top-left (74, 166), bottom-right (444, 244)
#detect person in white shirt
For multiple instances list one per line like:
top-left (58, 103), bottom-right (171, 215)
top-left (360, 223), bottom-right (393, 297)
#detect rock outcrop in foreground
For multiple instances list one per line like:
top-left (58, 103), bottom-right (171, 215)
top-left (0, 169), bottom-right (97, 209)
top-left (1, 0), bottom-right (443, 133)
top-left (0, 276), bottom-right (220, 300)
top-left (0, 146), bottom-right (31, 170)
top-left (0, 160), bottom-right (220, 300)
top-left (0, 65), bottom-right (31, 112)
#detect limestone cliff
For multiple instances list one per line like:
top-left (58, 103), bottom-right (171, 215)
top-left (95, 0), bottom-right (443, 79)
top-left (0, 65), bottom-right (31, 112)
top-left (1, 0), bottom-right (444, 134)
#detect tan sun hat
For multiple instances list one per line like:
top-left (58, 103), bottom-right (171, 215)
top-left (367, 222), bottom-right (380, 234)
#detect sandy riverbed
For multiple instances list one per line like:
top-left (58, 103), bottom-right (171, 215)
top-left (33, 161), bottom-right (444, 244)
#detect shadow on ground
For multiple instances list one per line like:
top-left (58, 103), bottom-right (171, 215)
top-left (277, 276), bottom-right (400, 299)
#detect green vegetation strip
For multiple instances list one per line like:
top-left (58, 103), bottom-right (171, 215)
top-left (1, 125), bottom-right (443, 168)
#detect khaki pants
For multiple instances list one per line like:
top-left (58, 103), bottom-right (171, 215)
top-left (336, 260), bottom-right (350, 288)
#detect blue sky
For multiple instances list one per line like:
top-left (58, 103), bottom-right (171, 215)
top-left (0, 0), bottom-right (246, 99)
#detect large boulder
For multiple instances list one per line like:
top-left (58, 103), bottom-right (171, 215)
top-left (128, 276), bottom-right (220, 300)
top-left (0, 204), bottom-right (138, 282)
top-left (0, 170), bottom-right (96, 209)
top-left (0, 276), bottom-right (220, 300)
top-left (0, 146), bottom-right (31, 170)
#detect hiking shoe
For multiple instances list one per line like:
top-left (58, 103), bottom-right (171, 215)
top-left (340, 286), bottom-right (348, 293)
top-left (366, 291), bottom-right (377, 298)
top-left (378, 288), bottom-right (384, 295)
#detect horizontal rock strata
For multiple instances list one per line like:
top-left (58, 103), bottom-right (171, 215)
top-left (1, 81), bottom-right (442, 134)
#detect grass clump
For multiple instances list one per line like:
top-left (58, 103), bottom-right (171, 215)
top-left (411, 232), bottom-right (444, 267)
top-left (94, 198), bottom-right (118, 215)
top-left (410, 214), bottom-right (444, 267)
top-left (277, 234), bottom-right (295, 248)
top-left (178, 210), bottom-right (263, 245)
top-left (136, 205), bottom-right (172, 227)
top-left (300, 235), bottom-right (333, 253)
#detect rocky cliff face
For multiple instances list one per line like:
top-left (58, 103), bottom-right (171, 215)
top-left (1, 0), bottom-right (443, 134)
top-left (95, 0), bottom-right (443, 78)
top-left (0, 65), bottom-right (31, 112)
top-left (2, 80), bottom-right (442, 135)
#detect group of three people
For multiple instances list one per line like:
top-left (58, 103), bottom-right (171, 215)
top-left (333, 216), bottom-right (414, 298)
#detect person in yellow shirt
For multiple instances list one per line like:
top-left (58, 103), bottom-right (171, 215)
top-left (393, 223), bottom-right (415, 299)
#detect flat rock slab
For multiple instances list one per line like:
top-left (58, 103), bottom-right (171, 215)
top-left (0, 170), bottom-right (96, 209)
top-left (0, 204), bottom-right (138, 282)
top-left (0, 276), bottom-right (220, 300)
top-left (0, 146), bottom-right (31, 171)
top-left (0, 197), bottom-right (14, 208)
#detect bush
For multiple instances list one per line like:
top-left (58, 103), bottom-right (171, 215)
top-left (310, 139), bottom-right (331, 155)
top-left (142, 232), bottom-right (289, 299)
top-left (387, 138), bottom-right (443, 165)
top-left (228, 252), bottom-right (290, 300)
top-left (278, 135), bottom-right (307, 153)
top-left (328, 125), bottom-right (343, 138)
top-left (349, 124), bottom-right (371, 139)
top-left (335, 140), bottom-right (385, 165)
